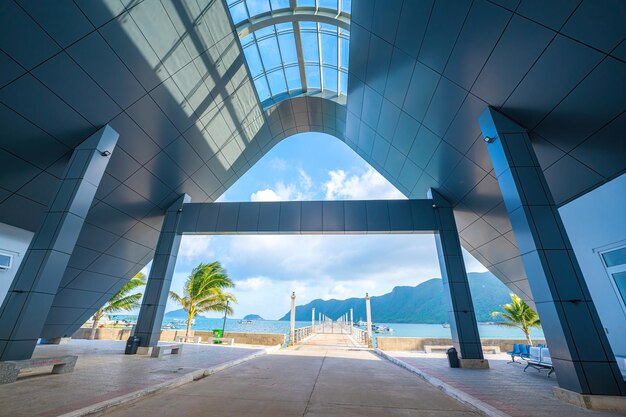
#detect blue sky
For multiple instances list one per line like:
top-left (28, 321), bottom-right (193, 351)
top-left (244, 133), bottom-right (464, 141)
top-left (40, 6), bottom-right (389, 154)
top-left (154, 132), bottom-right (487, 319)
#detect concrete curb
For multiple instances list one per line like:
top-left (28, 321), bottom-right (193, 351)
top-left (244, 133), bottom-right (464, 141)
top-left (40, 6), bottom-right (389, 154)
top-left (59, 345), bottom-right (280, 417)
top-left (374, 349), bottom-right (511, 417)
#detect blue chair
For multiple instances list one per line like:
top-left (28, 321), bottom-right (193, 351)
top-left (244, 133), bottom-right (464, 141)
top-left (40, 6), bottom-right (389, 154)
top-left (507, 344), bottom-right (521, 363)
top-left (519, 344), bottom-right (530, 359)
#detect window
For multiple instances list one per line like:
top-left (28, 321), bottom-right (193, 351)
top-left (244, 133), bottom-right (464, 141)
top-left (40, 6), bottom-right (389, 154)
top-left (227, 0), bottom-right (350, 107)
top-left (601, 246), bottom-right (626, 308)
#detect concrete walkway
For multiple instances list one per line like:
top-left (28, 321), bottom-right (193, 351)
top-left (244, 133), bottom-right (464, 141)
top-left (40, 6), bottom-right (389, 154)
top-left (102, 333), bottom-right (481, 417)
top-left (386, 351), bottom-right (623, 417)
top-left (0, 340), bottom-right (266, 417)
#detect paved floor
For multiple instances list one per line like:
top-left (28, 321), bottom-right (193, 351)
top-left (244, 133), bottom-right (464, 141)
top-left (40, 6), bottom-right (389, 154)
top-left (388, 351), bottom-right (624, 417)
top-left (102, 333), bottom-right (482, 417)
top-left (0, 340), bottom-right (264, 417)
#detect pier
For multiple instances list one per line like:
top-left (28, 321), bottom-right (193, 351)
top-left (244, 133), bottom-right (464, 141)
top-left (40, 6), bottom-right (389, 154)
top-left (100, 331), bottom-right (480, 417)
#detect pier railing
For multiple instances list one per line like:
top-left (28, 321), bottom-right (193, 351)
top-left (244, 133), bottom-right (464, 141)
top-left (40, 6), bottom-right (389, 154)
top-left (351, 326), bottom-right (371, 347)
top-left (292, 325), bottom-right (314, 344)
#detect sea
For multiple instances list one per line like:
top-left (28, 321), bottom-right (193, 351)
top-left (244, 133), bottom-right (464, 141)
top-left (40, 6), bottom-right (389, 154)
top-left (110, 315), bottom-right (545, 346)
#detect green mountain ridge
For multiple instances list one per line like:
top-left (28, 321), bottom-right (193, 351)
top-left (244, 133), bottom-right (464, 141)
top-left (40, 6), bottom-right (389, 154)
top-left (279, 272), bottom-right (512, 323)
top-left (243, 314), bottom-right (264, 320)
top-left (164, 308), bottom-right (206, 319)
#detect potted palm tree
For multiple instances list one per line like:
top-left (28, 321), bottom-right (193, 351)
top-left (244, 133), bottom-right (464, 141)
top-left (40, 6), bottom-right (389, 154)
top-left (169, 261), bottom-right (236, 337)
top-left (89, 272), bottom-right (146, 339)
top-left (491, 294), bottom-right (541, 345)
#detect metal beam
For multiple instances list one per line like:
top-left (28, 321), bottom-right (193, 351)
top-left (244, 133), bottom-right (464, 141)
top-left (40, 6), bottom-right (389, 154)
top-left (177, 200), bottom-right (438, 234)
top-left (236, 10), bottom-right (350, 38)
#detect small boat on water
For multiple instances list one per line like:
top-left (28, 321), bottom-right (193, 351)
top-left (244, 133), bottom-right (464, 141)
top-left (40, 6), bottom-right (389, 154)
top-left (373, 325), bottom-right (394, 334)
top-left (442, 323), bottom-right (450, 328)
top-left (357, 320), bottom-right (368, 327)
top-left (239, 319), bottom-right (253, 324)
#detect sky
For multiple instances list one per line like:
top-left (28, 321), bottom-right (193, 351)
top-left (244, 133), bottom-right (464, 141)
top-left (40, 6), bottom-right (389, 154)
top-left (148, 132), bottom-right (487, 319)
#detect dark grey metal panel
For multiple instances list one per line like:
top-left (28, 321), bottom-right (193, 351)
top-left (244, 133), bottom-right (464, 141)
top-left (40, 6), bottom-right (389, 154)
top-left (178, 200), bottom-right (437, 234)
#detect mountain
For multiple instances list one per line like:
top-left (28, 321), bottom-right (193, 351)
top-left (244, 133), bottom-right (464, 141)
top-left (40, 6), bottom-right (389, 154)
top-left (243, 314), bottom-right (264, 320)
top-left (164, 308), bottom-right (206, 319)
top-left (279, 272), bottom-right (512, 324)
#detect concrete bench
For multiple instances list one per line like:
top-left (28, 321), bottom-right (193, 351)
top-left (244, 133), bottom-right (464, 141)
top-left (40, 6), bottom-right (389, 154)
top-left (424, 345), bottom-right (501, 354)
top-left (175, 335), bottom-right (201, 344)
top-left (151, 344), bottom-right (183, 358)
top-left (0, 355), bottom-right (78, 384)
top-left (209, 337), bottom-right (234, 345)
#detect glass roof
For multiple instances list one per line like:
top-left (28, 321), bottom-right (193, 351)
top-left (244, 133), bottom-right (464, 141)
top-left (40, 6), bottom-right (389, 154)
top-left (227, 0), bottom-right (351, 108)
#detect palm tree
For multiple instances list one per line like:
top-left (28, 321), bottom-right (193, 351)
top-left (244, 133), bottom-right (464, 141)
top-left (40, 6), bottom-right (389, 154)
top-left (491, 294), bottom-right (541, 345)
top-left (169, 262), bottom-right (237, 337)
top-left (89, 272), bottom-right (147, 339)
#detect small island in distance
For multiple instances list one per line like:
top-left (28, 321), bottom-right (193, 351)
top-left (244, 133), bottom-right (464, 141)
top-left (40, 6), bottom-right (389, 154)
top-left (243, 314), bottom-right (264, 321)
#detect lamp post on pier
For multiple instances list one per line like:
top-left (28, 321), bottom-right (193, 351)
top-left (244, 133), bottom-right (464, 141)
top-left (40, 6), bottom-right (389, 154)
top-left (365, 293), bottom-right (373, 347)
top-left (289, 292), bottom-right (296, 346)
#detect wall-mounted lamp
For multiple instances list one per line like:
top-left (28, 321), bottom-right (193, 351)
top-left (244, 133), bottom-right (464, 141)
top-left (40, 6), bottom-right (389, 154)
top-left (483, 136), bottom-right (495, 144)
top-left (100, 150), bottom-right (111, 157)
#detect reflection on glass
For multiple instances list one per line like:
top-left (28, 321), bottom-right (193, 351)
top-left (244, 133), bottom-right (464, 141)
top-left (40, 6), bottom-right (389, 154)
top-left (613, 271), bottom-right (626, 306)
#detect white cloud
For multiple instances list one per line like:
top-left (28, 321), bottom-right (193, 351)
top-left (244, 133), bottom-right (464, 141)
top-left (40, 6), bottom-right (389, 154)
top-left (324, 167), bottom-right (405, 200)
top-left (250, 168), bottom-right (314, 201)
top-left (235, 276), bottom-right (274, 291)
top-left (268, 157), bottom-right (288, 171)
top-left (178, 236), bottom-right (214, 260)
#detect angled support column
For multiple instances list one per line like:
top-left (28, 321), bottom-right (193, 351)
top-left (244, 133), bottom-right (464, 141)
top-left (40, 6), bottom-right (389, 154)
top-left (429, 188), bottom-right (488, 369)
top-left (0, 126), bottom-right (119, 361)
top-left (479, 107), bottom-right (626, 397)
top-left (135, 194), bottom-right (190, 352)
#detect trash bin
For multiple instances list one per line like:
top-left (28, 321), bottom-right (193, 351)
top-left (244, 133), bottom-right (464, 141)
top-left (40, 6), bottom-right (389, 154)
top-left (212, 329), bottom-right (223, 344)
top-left (446, 347), bottom-right (460, 368)
top-left (125, 335), bottom-right (141, 354)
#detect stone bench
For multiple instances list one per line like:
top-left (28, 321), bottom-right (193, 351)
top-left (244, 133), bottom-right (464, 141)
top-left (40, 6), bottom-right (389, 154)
top-left (151, 344), bottom-right (183, 358)
top-left (0, 355), bottom-right (78, 384)
top-left (424, 345), bottom-right (500, 354)
top-left (209, 337), bottom-right (235, 345)
top-left (175, 335), bottom-right (201, 344)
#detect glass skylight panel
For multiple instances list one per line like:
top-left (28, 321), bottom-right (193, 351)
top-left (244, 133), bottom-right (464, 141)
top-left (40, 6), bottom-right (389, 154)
top-left (284, 66), bottom-right (302, 91)
top-left (270, 0), bottom-right (290, 10)
top-left (318, 0), bottom-right (339, 10)
top-left (297, 0), bottom-right (316, 8)
top-left (305, 65), bottom-right (321, 89)
top-left (228, 0), bottom-right (350, 106)
top-left (277, 33), bottom-right (298, 65)
top-left (267, 69), bottom-right (288, 95)
top-left (246, 0), bottom-right (272, 16)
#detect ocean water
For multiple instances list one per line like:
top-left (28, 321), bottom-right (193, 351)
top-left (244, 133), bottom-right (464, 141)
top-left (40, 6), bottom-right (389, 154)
top-left (111, 315), bottom-right (544, 344)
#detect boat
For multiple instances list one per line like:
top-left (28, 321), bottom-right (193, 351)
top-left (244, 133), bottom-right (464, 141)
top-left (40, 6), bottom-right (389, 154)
top-left (239, 319), bottom-right (253, 324)
top-left (357, 320), bottom-right (368, 327)
top-left (442, 323), bottom-right (450, 328)
top-left (373, 325), bottom-right (394, 334)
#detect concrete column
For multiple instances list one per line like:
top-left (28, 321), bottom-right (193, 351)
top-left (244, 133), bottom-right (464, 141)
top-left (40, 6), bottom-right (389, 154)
top-left (135, 194), bottom-right (190, 351)
top-left (350, 308), bottom-right (353, 328)
top-left (312, 307), bottom-right (315, 331)
top-left (365, 293), bottom-right (373, 347)
top-left (429, 188), bottom-right (488, 369)
top-left (289, 292), bottom-right (296, 346)
top-left (479, 107), bottom-right (626, 396)
top-left (0, 126), bottom-right (118, 361)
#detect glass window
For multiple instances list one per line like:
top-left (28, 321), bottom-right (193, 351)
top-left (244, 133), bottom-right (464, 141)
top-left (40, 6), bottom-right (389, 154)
top-left (284, 66), bottom-right (302, 91)
top-left (612, 271), bottom-right (626, 306)
top-left (254, 77), bottom-right (271, 101)
top-left (603, 248), bottom-right (626, 267)
top-left (321, 32), bottom-right (337, 67)
top-left (270, 0), bottom-right (290, 10)
top-left (323, 66), bottom-right (337, 92)
top-left (243, 45), bottom-right (264, 77)
top-left (306, 65), bottom-right (321, 89)
top-left (267, 69), bottom-right (288, 95)
top-left (229, 2), bottom-right (249, 25)
top-left (301, 31), bottom-right (320, 64)
top-left (341, 0), bottom-right (351, 14)
top-left (278, 33), bottom-right (298, 65)
top-left (228, 3), bottom-right (350, 105)
top-left (246, 0), bottom-right (271, 16)
top-left (318, 0), bottom-right (338, 10)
